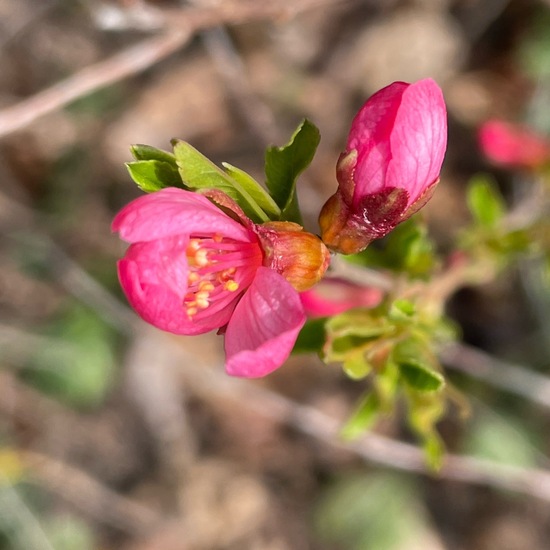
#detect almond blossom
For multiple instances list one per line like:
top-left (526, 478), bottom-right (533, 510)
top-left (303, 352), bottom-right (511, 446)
top-left (112, 187), bottom-right (329, 377)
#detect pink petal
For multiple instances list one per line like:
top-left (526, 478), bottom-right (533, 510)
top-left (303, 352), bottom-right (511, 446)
top-left (112, 187), bottom-right (251, 244)
top-left (478, 120), bottom-right (550, 168)
top-left (386, 78), bottom-right (447, 205)
top-left (300, 278), bottom-right (383, 318)
top-left (224, 267), bottom-right (306, 378)
top-left (348, 81), bottom-right (409, 199)
top-left (118, 239), bottom-right (236, 335)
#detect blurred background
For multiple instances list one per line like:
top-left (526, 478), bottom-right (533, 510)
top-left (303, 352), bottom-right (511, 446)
top-left (2, 0), bottom-right (550, 548)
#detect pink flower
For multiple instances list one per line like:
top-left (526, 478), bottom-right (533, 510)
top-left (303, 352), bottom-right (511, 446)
top-left (112, 188), bottom-right (330, 378)
top-left (319, 78), bottom-right (447, 255)
top-left (478, 119), bottom-right (550, 169)
top-left (300, 278), bottom-right (383, 318)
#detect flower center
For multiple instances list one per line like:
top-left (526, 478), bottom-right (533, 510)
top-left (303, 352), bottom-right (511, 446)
top-left (183, 233), bottom-right (263, 319)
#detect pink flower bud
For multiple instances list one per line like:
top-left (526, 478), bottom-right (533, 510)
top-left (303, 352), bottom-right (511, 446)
top-left (112, 188), bottom-right (330, 378)
top-left (319, 79), bottom-right (447, 254)
top-left (478, 119), bottom-right (550, 169)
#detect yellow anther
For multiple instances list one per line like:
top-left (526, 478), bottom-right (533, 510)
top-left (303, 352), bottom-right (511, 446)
top-left (195, 248), bottom-right (210, 267)
top-left (198, 281), bottom-right (215, 292)
top-left (186, 306), bottom-right (198, 317)
top-left (218, 268), bottom-right (236, 283)
top-left (195, 291), bottom-right (210, 309)
top-left (187, 239), bottom-right (201, 254)
top-left (224, 280), bottom-right (239, 292)
top-left (188, 272), bottom-right (200, 284)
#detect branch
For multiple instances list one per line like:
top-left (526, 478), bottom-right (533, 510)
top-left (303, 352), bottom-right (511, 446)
top-left (0, 0), bottom-right (346, 139)
top-left (441, 341), bottom-right (550, 410)
top-left (157, 335), bottom-right (550, 505)
top-left (21, 450), bottom-right (163, 535)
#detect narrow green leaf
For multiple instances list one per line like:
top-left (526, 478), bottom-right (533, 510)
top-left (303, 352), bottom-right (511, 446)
top-left (423, 433), bottom-right (445, 471)
top-left (126, 160), bottom-right (181, 192)
top-left (467, 174), bottom-right (506, 227)
top-left (399, 360), bottom-right (444, 392)
top-left (173, 140), bottom-right (269, 223)
top-left (265, 119), bottom-right (320, 221)
top-left (130, 144), bottom-right (177, 166)
top-left (341, 392), bottom-right (381, 439)
top-left (222, 162), bottom-right (281, 219)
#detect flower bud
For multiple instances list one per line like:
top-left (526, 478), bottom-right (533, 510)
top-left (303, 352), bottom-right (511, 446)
top-left (478, 119), bottom-right (550, 169)
top-left (319, 78), bottom-right (447, 255)
top-left (256, 221), bottom-right (330, 292)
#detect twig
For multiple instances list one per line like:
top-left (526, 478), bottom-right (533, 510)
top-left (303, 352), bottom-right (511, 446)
top-left (441, 341), bottom-right (550, 410)
top-left (328, 254), bottom-right (395, 291)
top-left (175, 352), bottom-right (550, 504)
top-left (0, 30), bottom-right (189, 139)
top-left (20, 450), bottom-right (163, 535)
top-left (0, 0), bottom-right (346, 139)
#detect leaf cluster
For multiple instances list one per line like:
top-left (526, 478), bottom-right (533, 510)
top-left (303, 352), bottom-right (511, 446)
top-left (125, 120), bottom-right (320, 224)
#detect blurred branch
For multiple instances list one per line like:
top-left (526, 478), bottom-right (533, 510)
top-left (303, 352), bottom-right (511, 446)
top-left (0, 30), bottom-right (189, 140)
top-left (0, 0), bottom-right (346, 139)
top-left (20, 450), bottom-right (163, 535)
top-left (441, 341), bottom-right (550, 410)
top-left (328, 254), bottom-right (395, 291)
top-left (177, 353), bottom-right (550, 504)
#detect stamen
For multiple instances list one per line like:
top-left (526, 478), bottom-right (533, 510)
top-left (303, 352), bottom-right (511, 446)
top-left (224, 280), bottom-right (239, 292)
top-left (182, 234), bottom-right (262, 320)
top-left (188, 272), bottom-right (200, 284)
top-left (195, 248), bottom-right (210, 267)
top-left (198, 281), bottom-right (215, 292)
top-left (187, 239), bottom-right (201, 254)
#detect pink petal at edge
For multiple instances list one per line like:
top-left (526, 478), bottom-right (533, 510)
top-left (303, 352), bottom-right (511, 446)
top-left (224, 267), bottom-right (306, 378)
top-left (386, 78), bottom-right (447, 205)
top-left (112, 187), bottom-right (251, 244)
top-left (348, 81), bottom-right (409, 199)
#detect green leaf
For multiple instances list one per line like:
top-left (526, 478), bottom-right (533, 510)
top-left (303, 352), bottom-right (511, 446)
top-left (130, 144), bottom-right (178, 166)
top-left (265, 119), bottom-right (320, 221)
top-left (341, 392), bottom-right (381, 439)
top-left (292, 317), bottom-right (327, 354)
top-left (422, 432), bottom-right (445, 471)
top-left (405, 390), bottom-right (446, 470)
top-left (173, 140), bottom-right (269, 223)
top-left (467, 174), bottom-right (506, 227)
top-left (464, 411), bottom-right (538, 467)
top-left (126, 160), bottom-right (181, 192)
top-left (389, 299), bottom-right (416, 321)
top-left (23, 305), bottom-right (115, 409)
top-left (343, 352), bottom-right (371, 380)
top-left (222, 163), bottom-right (281, 219)
top-left (314, 473), bottom-right (422, 550)
top-left (340, 217), bottom-right (436, 277)
top-left (399, 360), bottom-right (444, 392)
